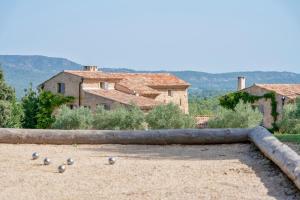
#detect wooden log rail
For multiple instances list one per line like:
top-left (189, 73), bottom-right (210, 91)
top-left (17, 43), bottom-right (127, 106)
top-left (249, 126), bottom-right (300, 190)
top-left (0, 128), bottom-right (251, 145)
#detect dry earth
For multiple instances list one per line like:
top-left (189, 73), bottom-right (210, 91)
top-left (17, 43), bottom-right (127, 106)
top-left (0, 143), bottom-right (299, 200)
top-left (285, 143), bottom-right (300, 155)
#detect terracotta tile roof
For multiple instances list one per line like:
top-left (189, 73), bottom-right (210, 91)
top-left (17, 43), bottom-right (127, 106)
top-left (114, 73), bottom-right (190, 87)
top-left (83, 89), bottom-right (161, 109)
top-left (254, 84), bottom-right (300, 99)
top-left (116, 78), bottom-right (160, 95)
top-left (64, 70), bottom-right (123, 80)
top-left (64, 70), bottom-right (190, 87)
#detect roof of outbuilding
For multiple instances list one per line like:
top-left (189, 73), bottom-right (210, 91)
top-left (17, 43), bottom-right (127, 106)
top-left (83, 88), bottom-right (161, 109)
top-left (254, 84), bottom-right (300, 99)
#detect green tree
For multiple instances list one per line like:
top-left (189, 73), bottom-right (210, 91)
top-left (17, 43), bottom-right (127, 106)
top-left (207, 100), bottom-right (263, 128)
top-left (278, 98), bottom-right (300, 134)
top-left (93, 105), bottom-right (145, 130)
top-left (36, 91), bottom-right (74, 129)
top-left (189, 96), bottom-right (221, 116)
top-left (146, 103), bottom-right (195, 129)
top-left (6, 100), bottom-right (23, 128)
top-left (0, 67), bottom-right (23, 128)
top-left (21, 84), bottom-right (39, 128)
top-left (52, 105), bottom-right (93, 130)
top-left (0, 100), bottom-right (12, 127)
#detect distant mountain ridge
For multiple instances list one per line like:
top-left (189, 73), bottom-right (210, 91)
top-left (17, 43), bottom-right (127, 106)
top-left (0, 55), bottom-right (82, 97)
top-left (0, 55), bottom-right (300, 98)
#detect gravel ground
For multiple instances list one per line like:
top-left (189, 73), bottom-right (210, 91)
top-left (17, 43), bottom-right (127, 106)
top-left (0, 143), bottom-right (299, 200)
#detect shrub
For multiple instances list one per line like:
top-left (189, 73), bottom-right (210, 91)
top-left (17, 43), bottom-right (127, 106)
top-left (278, 98), bottom-right (300, 134)
top-left (146, 103), bottom-right (195, 129)
top-left (52, 105), bottom-right (93, 130)
top-left (207, 100), bottom-right (263, 128)
top-left (93, 105), bottom-right (145, 130)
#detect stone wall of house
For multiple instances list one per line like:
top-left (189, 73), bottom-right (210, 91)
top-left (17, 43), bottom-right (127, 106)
top-left (42, 72), bottom-right (82, 106)
top-left (154, 88), bottom-right (189, 114)
top-left (81, 92), bottom-right (124, 111)
top-left (243, 86), bottom-right (290, 128)
top-left (82, 79), bottom-right (115, 90)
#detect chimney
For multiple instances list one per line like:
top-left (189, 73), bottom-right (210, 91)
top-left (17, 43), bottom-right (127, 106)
top-left (83, 65), bottom-right (98, 72)
top-left (237, 76), bottom-right (246, 90)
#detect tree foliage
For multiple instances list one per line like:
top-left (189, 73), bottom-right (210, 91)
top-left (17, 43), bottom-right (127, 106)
top-left (208, 100), bottom-right (263, 128)
top-left (93, 105), bottom-right (145, 130)
top-left (189, 96), bottom-right (221, 116)
top-left (52, 105), bottom-right (93, 130)
top-left (278, 98), bottom-right (300, 134)
top-left (0, 67), bottom-right (23, 128)
top-left (219, 91), bottom-right (278, 128)
top-left (36, 91), bottom-right (74, 129)
top-left (146, 103), bottom-right (195, 129)
top-left (21, 84), bottom-right (75, 129)
top-left (21, 84), bottom-right (39, 128)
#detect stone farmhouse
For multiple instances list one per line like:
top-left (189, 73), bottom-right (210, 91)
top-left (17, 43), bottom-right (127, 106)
top-left (39, 66), bottom-right (190, 113)
top-left (238, 77), bottom-right (300, 128)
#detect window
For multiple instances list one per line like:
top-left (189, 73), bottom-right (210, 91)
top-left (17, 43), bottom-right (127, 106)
top-left (69, 105), bottom-right (77, 109)
top-left (168, 90), bottom-right (173, 97)
top-left (100, 82), bottom-right (104, 89)
top-left (104, 104), bottom-right (110, 110)
top-left (57, 83), bottom-right (65, 94)
top-left (97, 103), bottom-right (110, 110)
top-left (99, 82), bottom-right (108, 90)
top-left (180, 99), bottom-right (182, 106)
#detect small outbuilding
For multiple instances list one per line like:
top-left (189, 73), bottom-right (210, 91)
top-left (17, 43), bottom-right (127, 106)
top-left (238, 77), bottom-right (300, 128)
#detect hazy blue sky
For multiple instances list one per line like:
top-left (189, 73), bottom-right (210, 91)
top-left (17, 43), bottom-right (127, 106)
top-left (0, 0), bottom-right (300, 72)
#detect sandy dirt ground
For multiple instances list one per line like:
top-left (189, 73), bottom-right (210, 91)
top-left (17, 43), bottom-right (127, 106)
top-left (285, 143), bottom-right (300, 155)
top-left (0, 143), bottom-right (299, 200)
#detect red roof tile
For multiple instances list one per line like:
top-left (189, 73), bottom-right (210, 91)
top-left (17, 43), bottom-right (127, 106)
top-left (64, 70), bottom-right (123, 80)
top-left (64, 70), bottom-right (190, 87)
top-left (254, 84), bottom-right (300, 99)
top-left (84, 89), bottom-right (161, 109)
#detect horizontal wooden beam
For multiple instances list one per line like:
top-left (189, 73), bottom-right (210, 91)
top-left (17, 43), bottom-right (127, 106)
top-left (0, 128), bottom-right (250, 145)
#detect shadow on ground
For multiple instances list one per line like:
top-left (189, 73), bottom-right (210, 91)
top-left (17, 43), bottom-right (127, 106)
top-left (81, 143), bottom-right (300, 200)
